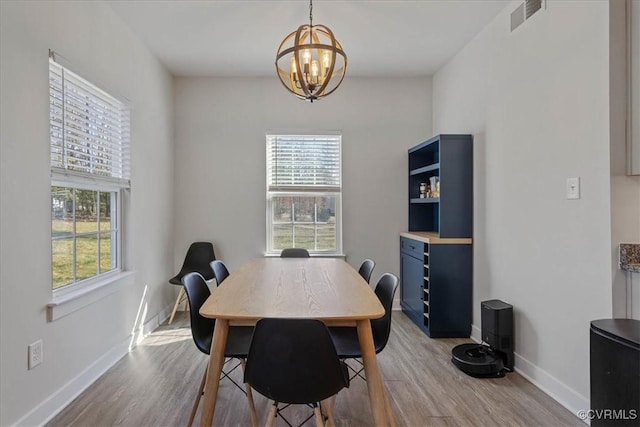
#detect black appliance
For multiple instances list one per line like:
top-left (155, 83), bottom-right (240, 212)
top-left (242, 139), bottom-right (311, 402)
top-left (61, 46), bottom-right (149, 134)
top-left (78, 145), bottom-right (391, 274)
top-left (590, 319), bottom-right (640, 427)
top-left (452, 299), bottom-right (514, 378)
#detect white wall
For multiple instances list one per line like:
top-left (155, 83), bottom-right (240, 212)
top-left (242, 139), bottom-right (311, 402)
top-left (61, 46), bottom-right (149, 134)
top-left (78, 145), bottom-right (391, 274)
top-left (173, 76), bottom-right (431, 288)
top-left (0, 2), bottom-right (175, 425)
top-left (610, 0), bottom-right (640, 319)
top-left (433, 0), bottom-right (615, 413)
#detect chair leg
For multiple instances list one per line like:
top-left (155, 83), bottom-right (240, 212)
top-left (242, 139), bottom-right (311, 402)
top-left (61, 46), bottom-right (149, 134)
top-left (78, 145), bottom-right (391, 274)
top-left (320, 398), bottom-right (336, 427)
top-left (241, 359), bottom-right (259, 427)
top-left (313, 404), bottom-right (325, 427)
top-left (320, 400), bottom-right (336, 427)
top-left (265, 402), bottom-right (278, 427)
top-left (168, 287), bottom-right (185, 325)
top-left (187, 365), bottom-right (208, 427)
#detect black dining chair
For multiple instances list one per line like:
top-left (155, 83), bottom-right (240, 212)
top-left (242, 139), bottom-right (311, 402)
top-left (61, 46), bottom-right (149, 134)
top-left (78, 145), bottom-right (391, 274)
top-left (210, 260), bottom-right (230, 286)
top-left (168, 242), bottom-right (216, 324)
top-left (329, 273), bottom-right (399, 381)
top-left (181, 272), bottom-right (258, 427)
top-left (244, 318), bottom-right (350, 427)
top-left (280, 248), bottom-right (310, 258)
top-left (358, 258), bottom-right (376, 284)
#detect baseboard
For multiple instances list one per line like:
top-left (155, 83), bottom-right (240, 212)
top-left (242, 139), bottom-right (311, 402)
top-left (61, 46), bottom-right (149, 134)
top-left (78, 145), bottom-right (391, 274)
top-left (471, 323), bottom-right (481, 342)
top-left (514, 352), bottom-right (589, 425)
top-left (470, 323), bottom-right (588, 425)
top-left (14, 306), bottom-right (173, 427)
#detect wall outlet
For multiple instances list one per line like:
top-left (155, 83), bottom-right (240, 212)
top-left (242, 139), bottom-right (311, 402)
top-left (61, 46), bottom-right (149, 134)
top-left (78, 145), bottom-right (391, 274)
top-left (566, 177), bottom-right (580, 200)
top-left (28, 339), bottom-right (43, 370)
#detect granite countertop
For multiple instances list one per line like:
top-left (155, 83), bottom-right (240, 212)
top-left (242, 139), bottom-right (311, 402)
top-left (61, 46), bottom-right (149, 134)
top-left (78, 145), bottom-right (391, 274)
top-left (620, 243), bottom-right (640, 273)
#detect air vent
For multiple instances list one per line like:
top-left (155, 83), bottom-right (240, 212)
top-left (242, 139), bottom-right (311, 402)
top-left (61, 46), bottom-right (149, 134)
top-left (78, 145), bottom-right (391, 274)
top-left (526, 0), bottom-right (542, 18)
top-left (510, 3), bottom-right (525, 32)
top-left (511, 0), bottom-right (544, 32)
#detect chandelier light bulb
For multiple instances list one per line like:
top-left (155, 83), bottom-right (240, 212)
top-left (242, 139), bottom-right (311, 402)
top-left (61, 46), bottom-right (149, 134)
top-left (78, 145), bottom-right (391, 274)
top-left (275, 0), bottom-right (347, 102)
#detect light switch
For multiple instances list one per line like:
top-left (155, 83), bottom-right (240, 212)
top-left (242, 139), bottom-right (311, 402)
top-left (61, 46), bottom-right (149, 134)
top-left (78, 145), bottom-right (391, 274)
top-left (566, 177), bottom-right (580, 200)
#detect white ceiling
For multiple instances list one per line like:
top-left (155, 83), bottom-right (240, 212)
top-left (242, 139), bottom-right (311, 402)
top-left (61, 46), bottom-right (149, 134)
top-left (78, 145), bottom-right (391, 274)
top-left (106, 0), bottom-right (512, 78)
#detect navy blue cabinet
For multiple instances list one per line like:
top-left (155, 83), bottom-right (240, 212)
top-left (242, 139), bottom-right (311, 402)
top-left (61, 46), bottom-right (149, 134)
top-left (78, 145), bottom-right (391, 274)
top-left (408, 134), bottom-right (473, 238)
top-left (400, 236), bottom-right (472, 338)
top-left (401, 134), bottom-right (473, 338)
top-left (400, 242), bottom-right (424, 326)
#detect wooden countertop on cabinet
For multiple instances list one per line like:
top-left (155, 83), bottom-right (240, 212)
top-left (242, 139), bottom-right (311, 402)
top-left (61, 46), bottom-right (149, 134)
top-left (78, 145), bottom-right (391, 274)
top-left (401, 231), bottom-right (472, 245)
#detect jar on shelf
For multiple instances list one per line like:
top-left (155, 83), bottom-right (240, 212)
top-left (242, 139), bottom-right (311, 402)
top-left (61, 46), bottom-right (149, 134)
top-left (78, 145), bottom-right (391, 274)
top-left (429, 176), bottom-right (440, 198)
top-left (419, 182), bottom-right (427, 198)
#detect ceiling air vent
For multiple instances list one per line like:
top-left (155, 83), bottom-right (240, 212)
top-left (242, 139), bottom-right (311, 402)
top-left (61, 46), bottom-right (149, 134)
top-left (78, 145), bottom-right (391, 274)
top-left (511, 0), bottom-right (544, 32)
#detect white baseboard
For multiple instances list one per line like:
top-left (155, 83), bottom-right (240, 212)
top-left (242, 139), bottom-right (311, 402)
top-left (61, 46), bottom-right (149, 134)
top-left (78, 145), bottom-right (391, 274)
top-left (470, 324), bottom-right (588, 424)
top-left (14, 306), bottom-right (173, 427)
top-left (471, 323), bottom-right (482, 342)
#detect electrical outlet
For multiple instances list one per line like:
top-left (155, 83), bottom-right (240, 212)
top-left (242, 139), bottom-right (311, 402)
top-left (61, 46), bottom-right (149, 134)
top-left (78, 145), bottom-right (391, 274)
top-left (566, 177), bottom-right (580, 200)
top-left (28, 339), bottom-right (43, 370)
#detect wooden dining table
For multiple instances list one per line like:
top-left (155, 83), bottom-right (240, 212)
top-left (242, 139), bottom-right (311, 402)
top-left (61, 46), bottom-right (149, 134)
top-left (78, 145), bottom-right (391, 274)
top-left (198, 257), bottom-right (396, 426)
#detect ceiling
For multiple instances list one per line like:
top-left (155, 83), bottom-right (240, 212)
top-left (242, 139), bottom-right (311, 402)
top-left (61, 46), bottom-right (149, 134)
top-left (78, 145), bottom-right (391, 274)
top-left (106, 0), bottom-right (511, 78)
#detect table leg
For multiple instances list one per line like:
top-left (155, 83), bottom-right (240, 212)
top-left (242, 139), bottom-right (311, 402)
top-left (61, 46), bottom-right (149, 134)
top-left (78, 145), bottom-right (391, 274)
top-left (199, 319), bottom-right (229, 427)
top-left (356, 319), bottom-right (394, 426)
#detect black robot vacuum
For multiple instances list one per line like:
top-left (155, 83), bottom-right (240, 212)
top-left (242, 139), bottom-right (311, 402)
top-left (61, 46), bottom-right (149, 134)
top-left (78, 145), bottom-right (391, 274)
top-left (452, 343), bottom-right (506, 377)
top-left (451, 299), bottom-right (514, 378)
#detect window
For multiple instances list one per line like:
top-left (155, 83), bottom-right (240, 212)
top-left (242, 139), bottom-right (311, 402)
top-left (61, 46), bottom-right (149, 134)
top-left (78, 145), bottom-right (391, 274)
top-left (49, 55), bottom-right (130, 290)
top-left (266, 134), bottom-right (342, 255)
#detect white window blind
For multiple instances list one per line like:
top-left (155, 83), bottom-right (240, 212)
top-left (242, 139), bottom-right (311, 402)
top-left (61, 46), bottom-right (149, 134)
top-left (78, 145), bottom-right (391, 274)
top-left (49, 59), bottom-right (130, 186)
top-left (267, 135), bottom-right (341, 191)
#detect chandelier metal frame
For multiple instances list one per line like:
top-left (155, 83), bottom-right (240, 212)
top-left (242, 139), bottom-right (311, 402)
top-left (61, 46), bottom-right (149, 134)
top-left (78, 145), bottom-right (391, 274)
top-left (275, 0), bottom-right (347, 102)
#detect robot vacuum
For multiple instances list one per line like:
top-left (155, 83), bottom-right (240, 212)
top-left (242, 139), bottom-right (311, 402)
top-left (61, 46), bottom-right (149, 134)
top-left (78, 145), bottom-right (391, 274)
top-left (451, 299), bottom-right (514, 378)
top-left (451, 343), bottom-right (506, 378)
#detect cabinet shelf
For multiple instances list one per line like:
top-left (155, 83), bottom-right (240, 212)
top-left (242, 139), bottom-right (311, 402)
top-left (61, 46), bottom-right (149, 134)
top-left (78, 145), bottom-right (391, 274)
top-left (410, 198), bottom-right (440, 204)
top-left (407, 134), bottom-right (472, 238)
top-left (410, 163), bottom-right (440, 176)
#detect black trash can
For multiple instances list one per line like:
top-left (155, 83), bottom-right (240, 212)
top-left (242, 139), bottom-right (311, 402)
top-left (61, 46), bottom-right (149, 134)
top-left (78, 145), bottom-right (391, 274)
top-left (590, 319), bottom-right (640, 426)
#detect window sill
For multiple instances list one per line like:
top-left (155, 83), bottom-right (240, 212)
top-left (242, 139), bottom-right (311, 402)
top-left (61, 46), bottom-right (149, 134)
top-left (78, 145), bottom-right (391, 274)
top-left (264, 253), bottom-right (346, 259)
top-left (47, 271), bottom-right (135, 322)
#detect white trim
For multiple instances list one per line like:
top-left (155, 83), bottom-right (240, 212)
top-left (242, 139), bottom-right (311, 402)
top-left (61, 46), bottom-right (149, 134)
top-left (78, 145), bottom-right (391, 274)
top-left (265, 129), bottom-right (342, 136)
top-left (51, 168), bottom-right (130, 191)
top-left (514, 351), bottom-right (589, 425)
top-left (47, 271), bottom-right (135, 321)
top-left (14, 304), bottom-right (172, 427)
top-left (262, 252), bottom-right (346, 259)
top-left (470, 323), bottom-right (588, 424)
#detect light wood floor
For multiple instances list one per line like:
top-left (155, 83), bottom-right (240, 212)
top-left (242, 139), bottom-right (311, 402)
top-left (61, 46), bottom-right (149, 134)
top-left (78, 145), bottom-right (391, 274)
top-left (48, 312), bottom-right (582, 426)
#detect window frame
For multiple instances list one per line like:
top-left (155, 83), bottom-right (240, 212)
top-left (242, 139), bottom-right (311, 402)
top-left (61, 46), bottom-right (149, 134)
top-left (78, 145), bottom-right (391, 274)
top-left (49, 53), bottom-right (130, 294)
top-left (50, 178), bottom-right (124, 295)
top-left (265, 133), bottom-right (343, 256)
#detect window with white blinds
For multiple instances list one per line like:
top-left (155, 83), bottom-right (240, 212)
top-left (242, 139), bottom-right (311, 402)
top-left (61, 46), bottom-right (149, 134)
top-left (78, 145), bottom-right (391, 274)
top-left (49, 56), bottom-right (129, 291)
top-left (267, 135), bottom-right (341, 191)
top-left (266, 134), bottom-right (342, 255)
top-left (49, 59), bottom-right (130, 185)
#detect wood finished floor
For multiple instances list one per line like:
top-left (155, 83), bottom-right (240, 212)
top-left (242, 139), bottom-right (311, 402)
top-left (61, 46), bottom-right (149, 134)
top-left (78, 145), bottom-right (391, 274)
top-left (48, 312), bottom-right (582, 427)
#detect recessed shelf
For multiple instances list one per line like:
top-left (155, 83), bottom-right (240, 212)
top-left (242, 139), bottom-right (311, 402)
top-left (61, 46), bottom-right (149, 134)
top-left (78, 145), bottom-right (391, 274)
top-left (410, 198), bottom-right (440, 204)
top-left (409, 163), bottom-right (440, 176)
